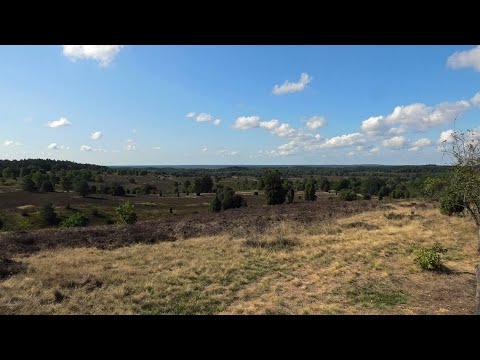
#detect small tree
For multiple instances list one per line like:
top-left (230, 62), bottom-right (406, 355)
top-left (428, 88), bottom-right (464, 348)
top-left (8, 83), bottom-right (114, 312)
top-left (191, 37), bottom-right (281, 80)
top-left (21, 176), bottom-right (36, 192)
top-left (209, 196), bottom-right (222, 212)
top-left (193, 178), bottom-right (202, 196)
top-left (40, 180), bottom-right (54, 193)
top-left (263, 170), bottom-right (287, 205)
top-left (304, 178), bottom-right (317, 201)
top-left (40, 203), bottom-right (59, 226)
top-left (286, 187), bottom-right (295, 204)
top-left (61, 176), bottom-right (73, 192)
top-left (441, 129), bottom-right (480, 252)
top-left (73, 179), bottom-right (90, 197)
top-left (116, 201), bottom-right (137, 224)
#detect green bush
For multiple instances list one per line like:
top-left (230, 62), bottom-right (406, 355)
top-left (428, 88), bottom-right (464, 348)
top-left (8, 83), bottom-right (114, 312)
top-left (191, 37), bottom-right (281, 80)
top-left (338, 189), bottom-right (357, 201)
top-left (414, 243), bottom-right (447, 271)
top-left (40, 203), bottom-right (59, 226)
top-left (263, 170), bottom-right (287, 205)
top-left (116, 201), bottom-right (137, 224)
top-left (209, 196), bottom-right (222, 212)
top-left (440, 191), bottom-right (464, 216)
top-left (61, 213), bottom-right (89, 227)
top-left (304, 178), bottom-right (317, 201)
top-left (210, 187), bottom-right (247, 212)
top-left (286, 187), bottom-right (295, 204)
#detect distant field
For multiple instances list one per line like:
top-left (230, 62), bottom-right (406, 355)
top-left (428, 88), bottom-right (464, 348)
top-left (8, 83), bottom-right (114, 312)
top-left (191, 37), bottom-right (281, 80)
top-left (1, 199), bottom-right (478, 314)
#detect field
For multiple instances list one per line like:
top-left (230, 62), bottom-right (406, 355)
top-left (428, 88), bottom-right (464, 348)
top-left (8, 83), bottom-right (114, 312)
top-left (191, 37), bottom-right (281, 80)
top-left (1, 197), bottom-right (478, 314)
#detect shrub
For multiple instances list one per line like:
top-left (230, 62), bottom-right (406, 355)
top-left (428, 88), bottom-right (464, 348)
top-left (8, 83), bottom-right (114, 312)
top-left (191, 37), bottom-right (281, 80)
top-left (21, 176), bottom-right (36, 192)
top-left (253, 191), bottom-right (258, 196)
top-left (209, 196), bottom-right (222, 212)
top-left (440, 191), bottom-right (464, 216)
top-left (286, 187), bottom-right (295, 204)
top-left (61, 213), bottom-right (89, 228)
top-left (338, 189), bottom-right (357, 201)
top-left (414, 244), bottom-right (447, 271)
top-left (40, 203), bottom-right (59, 226)
top-left (73, 179), bottom-right (89, 197)
top-left (40, 180), bottom-right (54, 193)
top-left (263, 170), bottom-right (288, 205)
top-left (304, 178), bottom-right (317, 201)
top-left (111, 184), bottom-right (126, 197)
top-left (116, 201), bottom-right (137, 224)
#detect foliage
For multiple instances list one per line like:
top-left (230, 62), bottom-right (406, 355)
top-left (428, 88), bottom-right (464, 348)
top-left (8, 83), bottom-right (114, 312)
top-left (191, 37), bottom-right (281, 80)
top-left (116, 201), bottom-right (137, 225)
top-left (73, 179), bottom-right (90, 197)
top-left (304, 178), bottom-right (317, 201)
top-left (440, 190), bottom-right (465, 216)
top-left (210, 187), bottom-right (247, 211)
top-left (21, 176), bottom-right (36, 192)
top-left (40, 180), bottom-right (54, 193)
top-left (414, 244), bottom-right (447, 271)
top-left (40, 203), bottom-right (59, 226)
top-left (286, 187), bottom-right (295, 204)
top-left (338, 189), bottom-right (357, 201)
top-left (61, 213), bottom-right (89, 228)
top-left (263, 170), bottom-right (287, 205)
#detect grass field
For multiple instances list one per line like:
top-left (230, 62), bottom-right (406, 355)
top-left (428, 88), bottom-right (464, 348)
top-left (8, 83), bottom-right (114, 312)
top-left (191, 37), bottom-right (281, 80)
top-left (1, 200), bottom-right (478, 314)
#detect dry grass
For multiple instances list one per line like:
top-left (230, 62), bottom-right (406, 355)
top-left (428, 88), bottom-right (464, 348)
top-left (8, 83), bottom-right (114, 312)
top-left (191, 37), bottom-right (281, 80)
top-left (0, 201), bottom-right (478, 314)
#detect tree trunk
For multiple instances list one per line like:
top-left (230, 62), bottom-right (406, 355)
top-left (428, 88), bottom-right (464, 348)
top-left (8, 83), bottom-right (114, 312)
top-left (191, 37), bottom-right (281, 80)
top-left (476, 264), bottom-right (480, 315)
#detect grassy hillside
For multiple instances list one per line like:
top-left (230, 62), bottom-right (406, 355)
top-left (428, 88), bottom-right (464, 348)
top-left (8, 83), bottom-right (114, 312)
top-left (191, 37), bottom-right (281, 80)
top-left (1, 200), bottom-right (478, 314)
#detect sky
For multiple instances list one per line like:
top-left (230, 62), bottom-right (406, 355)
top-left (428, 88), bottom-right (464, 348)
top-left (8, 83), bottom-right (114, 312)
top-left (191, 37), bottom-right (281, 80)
top-left (1, 45), bottom-right (479, 166)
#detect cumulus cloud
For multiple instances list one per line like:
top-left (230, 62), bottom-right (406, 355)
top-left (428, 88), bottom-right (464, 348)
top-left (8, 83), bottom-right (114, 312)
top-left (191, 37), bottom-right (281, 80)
top-left (217, 149), bottom-right (238, 156)
top-left (382, 136), bottom-right (407, 149)
top-left (438, 129), bottom-right (455, 144)
top-left (187, 112), bottom-right (221, 126)
top-left (306, 116), bottom-right (326, 130)
top-left (272, 73), bottom-right (312, 95)
top-left (3, 140), bottom-right (22, 147)
top-left (91, 131), bottom-right (103, 140)
top-left (347, 151), bottom-right (355, 156)
top-left (62, 45), bottom-right (124, 66)
top-left (471, 92), bottom-right (480, 107)
top-left (202, 146), bottom-right (208, 152)
top-left (233, 116), bottom-right (260, 129)
top-left (361, 100), bottom-right (471, 134)
top-left (447, 46), bottom-right (480, 72)
top-left (315, 134), bottom-right (322, 140)
top-left (47, 117), bottom-right (71, 128)
top-left (369, 147), bottom-right (380, 154)
top-left (320, 133), bottom-right (365, 148)
top-left (48, 143), bottom-right (58, 150)
top-left (153, 146), bottom-right (161, 150)
top-left (80, 145), bottom-right (92, 152)
top-left (411, 138), bottom-right (432, 147)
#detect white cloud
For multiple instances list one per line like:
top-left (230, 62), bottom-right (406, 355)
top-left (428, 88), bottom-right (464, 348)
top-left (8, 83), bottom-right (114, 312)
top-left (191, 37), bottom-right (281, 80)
top-left (258, 119), bottom-right (279, 130)
top-left (408, 147), bottom-right (419, 152)
top-left (202, 146), bottom-right (208, 152)
top-left (80, 145), bottom-right (92, 152)
top-left (91, 131), bottom-right (103, 140)
top-left (411, 138), bottom-right (432, 147)
top-left (268, 123), bottom-right (296, 138)
top-left (62, 45), bottom-right (124, 66)
top-left (306, 116), bottom-right (326, 130)
top-left (438, 129), bottom-right (455, 144)
top-left (320, 133), bottom-right (365, 148)
top-left (347, 151), bottom-right (355, 156)
top-left (272, 73), bottom-right (312, 95)
top-left (369, 147), bottom-right (380, 154)
top-left (47, 117), bottom-right (71, 128)
top-left (233, 116), bottom-right (260, 129)
top-left (196, 113), bottom-right (214, 122)
top-left (3, 140), bottom-right (22, 147)
top-left (47, 143), bottom-right (69, 150)
top-left (382, 136), bottom-right (407, 149)
top-left (471, 92), bottom-right (480, 107)
top-left (153, 146), bottom-right (161, 150)
top-left (361, 99), bottom-right (471, 134)
top-left (217, 149), bottom-right (238, 156)
top-left (447, 46), bottom-right (480, 72)
top-left (315, 134), bottom-right (322, 140)
top-left (187, 112), bottom-right (222, 125)
top-left (126, 144), bottom-right (136, 151)
top-left (356, 145), bottom-right (364, 151)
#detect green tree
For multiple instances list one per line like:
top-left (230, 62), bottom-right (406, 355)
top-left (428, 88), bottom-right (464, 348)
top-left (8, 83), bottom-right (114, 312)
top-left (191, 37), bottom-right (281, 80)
top-left (21, 176), bottom-right (36, 192)
top-left (209, 196), bottom-right (222, 212)
top-left (441, 129), bottom-right (480, 252)
top-left (73, 179), bottom-right (90, 197)
top-left (304, 178), bottom-right (317, 201)
top-left (286, 187), bottom-right (295, 204)
top-left (40, 180), bottom-right (54, 193)
top-left (95, 175), bottom-right (104, 183)
top-left (192, 178), bottom-right (203, 196)
top-left (422, 177), bottom-right (447, 200)
top-left (31, 171), bottom-right (47, 189)
top-left (61, 176), bottom-right (73, 192)
top-left (116, 201), bottom-right (137, 224)
top-left (339, 189), bottom-right (357, 201)
top-left (263, 170), bottom-right (287, 205)
top-left (183, 180), bottom-right (191, 195)
top-left (40, 203), bottom-right (59, 226)
top-left (2, 167), bottom-right (12, 179)
top-left (319, 178), bottom-right (331, 192)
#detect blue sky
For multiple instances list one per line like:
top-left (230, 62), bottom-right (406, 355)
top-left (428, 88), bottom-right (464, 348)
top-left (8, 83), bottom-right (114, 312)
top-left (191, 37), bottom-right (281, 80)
top-left (1, 45), bottom-right (479, 166)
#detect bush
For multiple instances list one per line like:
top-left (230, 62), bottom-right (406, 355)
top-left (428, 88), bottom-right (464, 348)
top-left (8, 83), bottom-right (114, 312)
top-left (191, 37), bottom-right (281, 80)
top-left (209, 196), bottom-right (222, 212)
top-left (116, 201), bottom-right (137, 224)
top-left (263, 170), bottom-right (287, 205)
top-left (211, 187), bottom-right (247, 211)
top-left (440, 191), bottom-right (464, 216)
top-left (40, 203), bottom-right (59, 226)
top-left (253, 191), bottom-right (259, 196)
top-left (414, 244), bottom-right (447, 271)
top-left (304, 178), bottom-right (317, 201)
top-left (286, 187), bottom-right (295, 204)
top-left (21, 176), bottom-right (36, 192)
top-left (61, 213), bottom-right (89, 228)
top-left (338, 189), bottom-right (357, 201)
top-left (73, 179), bottom-right (89, 197)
